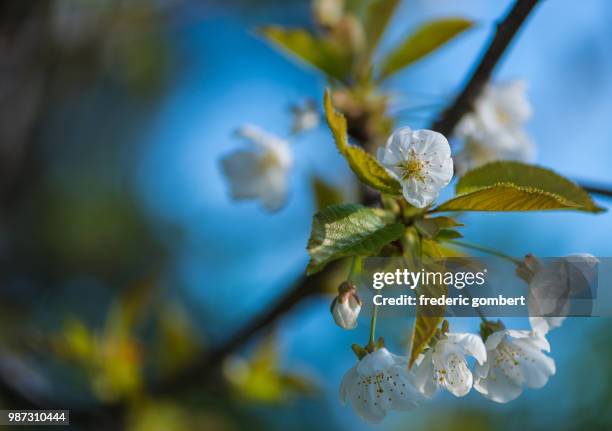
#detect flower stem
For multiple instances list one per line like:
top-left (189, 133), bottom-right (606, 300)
top-left (447, 240), bottom-right (522, 265)
top-left (368, 303), bottom-right (379, 350)
top-left (462, 289), bottom-right (488, 323)
top-left (348, 256), bottom-right (362, 283)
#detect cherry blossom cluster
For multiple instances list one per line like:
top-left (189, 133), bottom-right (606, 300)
top-left (331, 253), bottom-right (597, 423)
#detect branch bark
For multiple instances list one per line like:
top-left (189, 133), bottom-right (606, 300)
top-left (580, 183), bottom-right (612, 199)
top-left (151, 261), bottom-right (340, 396)
top-left (431, 0), bottom-right (540, 136)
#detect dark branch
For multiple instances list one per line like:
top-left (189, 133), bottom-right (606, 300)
top-left (431, 0), bottom-right (540, 136)
top-left (579, 183), bottom-right (612, 199)
top-left (151, 262), bottom-right (339, 396)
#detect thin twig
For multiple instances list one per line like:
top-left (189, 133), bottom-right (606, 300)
top-left (432, 0), bottom-right (540, 136)
top-left (151, 262), bottom-right (339, 395)
top-left (579, 183), bottom-right (612, 199)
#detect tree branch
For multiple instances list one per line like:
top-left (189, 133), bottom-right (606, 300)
top-left (579, 183), bottom-right (612, 199)
top-left (152, 0), bottom-right (544, 395)
top-left (431, 0), bottom-right (540, 136)
top-left (151, 262), bottom-right (340, 396)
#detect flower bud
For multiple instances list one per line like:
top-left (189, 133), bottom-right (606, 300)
top-left (313, 0), bottom-right (345, 28)
top-left (515, 253), bottom-right (541, 283)
top-left (330, 281), bottom-right (361, 329)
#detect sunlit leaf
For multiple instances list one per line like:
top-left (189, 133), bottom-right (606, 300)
top-left (436, 161), bottom-right (604, 213)
top-left (259, 27), bottom-right (352, 80)
top-left (429, 216), bottom-right (463, 228)
top-left (458, 161), bottom-right (603, 211)
top-left (323, 89), bottom-right (401, 195)
top-left (363, 0), bottom-right (400, 55)
top-left (311, 176), bottom-right (344, 210)
top-left (57, 319), bottom-right (97, 362)
top-left (127, 399), bottom-right (234, 431)
top-left (156, 303), bottom-right (199, 375)
top-left (414, 219), bottom-right (439, 238)
top-left (223, 334), bottom-right (317, 404)
top-left (409, 240), bottom-right (447, 367)
top-left (409, 316), bottom-right (442, 368)
top-left (307, 204), bottom-right (404, 275)
top-left (435, 229), bottom-right (463, 240)
top-left (379, 18), bottom-right (472, 79)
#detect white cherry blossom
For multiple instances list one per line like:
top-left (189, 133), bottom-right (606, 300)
top-left (517, 254), bottom-right (598, 335)
top-left (454, 80), bottom-right (535, 174)
top-left (454, 128), bottom-right (535, 175)
top-left (313, 0), bottom-right (345, 27)
top-left (221, 125), bottom-right (293, 211)
top-left (474, 329), bottom-right (555, 403)
top-left (290, 100), bottom-right (319, 133)
top-left (340, 347), bottom-right (423, 423)
top-left (463, 80), bottom-right (532, 133)
top-left (413, 332), bottom-right (486, 397)
top-left (330, 282), bottom-right (361, 329)
top-left (377, 127), bottom-right (453, 208)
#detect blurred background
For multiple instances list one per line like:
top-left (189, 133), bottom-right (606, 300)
top-left (0, 0), bottom-right (611, 429)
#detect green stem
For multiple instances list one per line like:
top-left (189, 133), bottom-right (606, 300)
top-left (447, 240), bottom-right (522, 265)
top-left (347, 256), bottom-right (362, 283)
top-left (462, 289), bottom-right (488, 323)
top-left (368, 303), bottom-right (379, 349)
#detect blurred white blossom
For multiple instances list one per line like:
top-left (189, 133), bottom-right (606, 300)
top-left (340, 347), bottom-right (423, 423)
top-left (313, 0), bottom-right (345, 27)
top-left (330, 282), bottom-right (361, 329)
top-left (378, 127), bottom-right (453, 208)
top-left (518, 254), bottom-right (598, 335)
top-left (413, 332), bottom-right (486, 397)
top-left (221, 125), bottom-right (293, 211)
top-left (290, 100), bottom-right (319, 134)
top-left (474, 329), bottom-right (555, 403)
top-left (454, 80), bottom-right (535, 174)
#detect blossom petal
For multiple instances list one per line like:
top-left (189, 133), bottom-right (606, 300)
top-left (474, 365), bottom-right (523, 403)
top-left (359, 380), bottom-right (387, 423)
top-left (511, 340), bottom-right (556, 389)
top-left (260, 167), bottom-right (289, 211)
top-left (339, 366), bottom-right (358, 405)
top-left (377, 146), bottom-right (402, 172)
top-left (356, 348), bottom-right (395, 375)
top-left (413, 351), bottom-right (437, 398)
top-left (484, 330), bottom-right (505, 350)
top-left (447, 332), bottom-right (487, 365)
top-left (529, 316), bottom-right (565, 337)
top-left (433, 340), bottom-right (473, 397)
top-left (412, 129), bottom-right (451, 158)
top-left (387, 367), bottom-right (423, 409)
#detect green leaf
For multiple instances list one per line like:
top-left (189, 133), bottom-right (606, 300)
top-left (379, 18), bottom-right (472, 79)
top-left (414, 219), bottom-right (439, 238)
top-left (456, 161), bottom-right (603, 210)
top-left (259, 27), bottom-right (351, 80)
top-left (435, 229), bottom-right (463, 241)
top-left (323, 90), bottom-right (401, 195)
top-left (436, 161), bottom-right (604, 213)
top-left (414, 217), bottom-right (463, 239)
top-left (363, 0), bottom-right (400, 55)
top-left (409, 242), bottom-right (446, 367)
top-left (410, 315), bottom-right (442, 368)
top-left (306, 204), bottom-right (404, 275)
top-left (429, 216), bottom-right (463, 228)
top-left (311, 177), bottom-right (344, 210)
